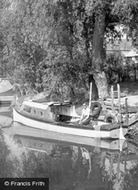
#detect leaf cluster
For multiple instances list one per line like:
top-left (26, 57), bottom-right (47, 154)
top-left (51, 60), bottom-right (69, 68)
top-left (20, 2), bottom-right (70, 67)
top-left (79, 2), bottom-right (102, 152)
top-left (1, 0), bottom-right (138, 98)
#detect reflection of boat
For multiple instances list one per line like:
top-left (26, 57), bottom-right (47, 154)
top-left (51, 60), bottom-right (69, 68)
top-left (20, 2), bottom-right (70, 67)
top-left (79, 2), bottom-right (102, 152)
top-left (14, 135), bottom-right (56, 154)
top-left (11, 122), bottom-right (127, 152)
top-left (11, 123), bottom-right (138, 167)
top-left (13, 100), bottom-right (128, 139)
top-left (8, 122), bottom-right (138, 190)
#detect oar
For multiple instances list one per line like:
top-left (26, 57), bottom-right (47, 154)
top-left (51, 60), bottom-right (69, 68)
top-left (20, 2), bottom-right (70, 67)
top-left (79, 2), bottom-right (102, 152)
top-left (117, 84), bottom-right (126, 139)
top-left (117, 84), bottom-right (121, 121)
top-left (111, 85), bottom-right (115, 112)
top-left (89, 82), bottom-right (92, 108)
top-left (125, 98), bottom-right (129, 125)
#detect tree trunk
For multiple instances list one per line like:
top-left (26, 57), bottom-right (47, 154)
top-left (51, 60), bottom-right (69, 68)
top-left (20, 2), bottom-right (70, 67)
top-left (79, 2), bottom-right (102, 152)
top-left (88, 74), bottom-right (99, 100)
top-left (93, 71), bottom-right (109, 99)
top-left (91, 10), bottom-right (109, 99)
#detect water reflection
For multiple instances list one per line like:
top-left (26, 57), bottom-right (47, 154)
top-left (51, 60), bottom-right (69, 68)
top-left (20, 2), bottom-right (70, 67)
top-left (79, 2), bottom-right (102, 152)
top-left (1, 122), bottom-right (138, 190)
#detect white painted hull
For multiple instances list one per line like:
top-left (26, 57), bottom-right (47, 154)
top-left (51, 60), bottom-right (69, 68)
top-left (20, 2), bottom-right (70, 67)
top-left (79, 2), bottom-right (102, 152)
top-left (12, 122), bottom-right (127, 151)
top-left (13, 108), bottom-right (127, 139)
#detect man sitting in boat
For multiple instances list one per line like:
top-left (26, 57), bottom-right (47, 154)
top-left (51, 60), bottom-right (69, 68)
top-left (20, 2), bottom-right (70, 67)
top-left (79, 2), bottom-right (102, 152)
top-left (79, 101), bottom-right (102, 125)
top-left (79, 103), bottom-right (91, 125)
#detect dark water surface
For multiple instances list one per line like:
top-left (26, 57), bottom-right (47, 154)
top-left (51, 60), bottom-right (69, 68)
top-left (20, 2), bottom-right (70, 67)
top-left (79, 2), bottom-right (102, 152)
top-left (1, 121), bottom-right (138, 190)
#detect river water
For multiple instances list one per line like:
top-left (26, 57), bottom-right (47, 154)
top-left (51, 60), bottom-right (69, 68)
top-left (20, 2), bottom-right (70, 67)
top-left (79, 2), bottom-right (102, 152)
top-left (1, 120), bottom-right (138, 190)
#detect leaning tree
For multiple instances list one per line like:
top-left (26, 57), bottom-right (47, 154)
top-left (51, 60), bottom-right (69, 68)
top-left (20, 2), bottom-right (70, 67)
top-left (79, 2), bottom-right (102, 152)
top-left (42, 0), bottom-right (138, 99)
top-left (75, 0), bottom-right (138, 99)
top-left (1, 0), bottom-right (138, 99)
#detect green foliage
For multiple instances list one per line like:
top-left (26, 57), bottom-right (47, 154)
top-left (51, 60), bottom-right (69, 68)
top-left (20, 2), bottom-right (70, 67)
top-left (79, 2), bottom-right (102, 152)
top-left (113, 0), bottom-right (138, 47)
top-left (1, 0), bottom-right (138, 98)
top-left (104, 52), bottom-right (124, 84)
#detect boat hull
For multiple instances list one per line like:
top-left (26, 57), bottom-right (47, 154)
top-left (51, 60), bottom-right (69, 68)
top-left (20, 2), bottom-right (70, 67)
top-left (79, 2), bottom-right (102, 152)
top-left (13, 108), bottom-right (127, 139)
top-left (11, 122), bottom-right (127, 151)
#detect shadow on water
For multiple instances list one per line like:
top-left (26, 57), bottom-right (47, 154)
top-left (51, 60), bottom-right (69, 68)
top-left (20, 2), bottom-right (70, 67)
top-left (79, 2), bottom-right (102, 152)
top-left (1, 122), bottom-right (138, 190)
